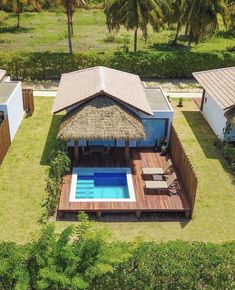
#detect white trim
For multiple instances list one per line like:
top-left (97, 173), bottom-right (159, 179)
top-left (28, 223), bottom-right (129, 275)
top-left (69, 167), bottom-right (136, 202)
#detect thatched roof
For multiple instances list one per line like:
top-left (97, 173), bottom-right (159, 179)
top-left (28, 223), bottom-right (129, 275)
top-left (57, 96), bottom-right (146, 141)
top-left (225, 107), bottom-right (235, 127)
top-left (52, 66), bottom-right (153, 115)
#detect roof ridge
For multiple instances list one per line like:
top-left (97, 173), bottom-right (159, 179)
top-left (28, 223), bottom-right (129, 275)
top-left (99, 67), bottom-right (106, 91)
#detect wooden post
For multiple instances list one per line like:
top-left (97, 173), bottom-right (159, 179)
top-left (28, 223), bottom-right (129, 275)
top-left (74, 140), bottom-right (79, 164)
top-left (125, 140), bottom-right (130, 161)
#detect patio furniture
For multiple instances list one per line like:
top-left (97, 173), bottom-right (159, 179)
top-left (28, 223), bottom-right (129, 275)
top-left (142, 159), bottom-right (172, 175)
top-left (90, 146), bottom-right (105, 154)
top-left (145, 172), bottom-right (177, 192)
top-left (81, 147), bottom-right (92, 156)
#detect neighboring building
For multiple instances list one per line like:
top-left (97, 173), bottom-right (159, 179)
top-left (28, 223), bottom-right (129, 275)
top-left (193, 67), bottom-right (235, 141)
top-left (52, 66), bottom-right (174, 150)
top-left (0, 69), bottom-right (24, 141)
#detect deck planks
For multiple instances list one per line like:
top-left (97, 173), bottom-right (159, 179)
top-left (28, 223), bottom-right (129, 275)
top-left (58, 148), bottom-right (191, 214)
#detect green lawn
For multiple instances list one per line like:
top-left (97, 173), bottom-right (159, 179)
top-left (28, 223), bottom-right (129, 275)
top-left (0, 97), bottom-right (234, 243)
top-left (0, 10), bottom-right (234, 54)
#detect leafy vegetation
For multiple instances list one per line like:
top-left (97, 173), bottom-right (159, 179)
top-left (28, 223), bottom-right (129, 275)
top-left (0, 218), bottom-right (235, 289)
top-left (43, 140), bottom-right (71, 219)
top-left (105, 0), bottom-right (170, 52)
top-left (1, 50), bottom-right (235, 80)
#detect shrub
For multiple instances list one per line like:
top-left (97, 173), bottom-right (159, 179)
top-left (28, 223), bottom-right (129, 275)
top-left (43, 140), bottom-right (71, 218)
top-left (0, 11), bottom-right (8, 25)
top-left (1, 223), bottom-right (234, 290)
top-left (1, 50), bottom-right (235, 80)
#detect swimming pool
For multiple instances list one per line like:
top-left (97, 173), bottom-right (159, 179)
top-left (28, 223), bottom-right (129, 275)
top-left (70, 167), bottom-right (135, 202)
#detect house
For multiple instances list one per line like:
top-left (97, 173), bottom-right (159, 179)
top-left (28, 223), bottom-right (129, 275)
top-left (193, 67), bottom-right (235, 141)
top-left (52, 67), bottom-right (198, 219)
top-left (52, 66), bottom-right (174, 160)
top-left (0, 69), bottom-right (24, 142)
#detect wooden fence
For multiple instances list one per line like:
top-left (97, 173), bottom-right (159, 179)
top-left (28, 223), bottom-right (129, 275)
top-left (0, 117), bottom-right (11, 165)
top-left (169, 125), bottom-right (198, 217)
top-left (22, 88), bottom-right (34, 117)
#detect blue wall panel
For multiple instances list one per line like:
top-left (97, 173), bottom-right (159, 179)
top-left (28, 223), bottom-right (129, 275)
top-left (137, 119), bottom-right (167, 146)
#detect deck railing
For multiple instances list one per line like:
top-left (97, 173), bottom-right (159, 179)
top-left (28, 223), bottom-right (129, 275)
top-left (22, 88), bottom-right (34, 117)
top-left (169, 125), bottom-right (198, 217)
top-left (0, 117), bottom-right (11, 165)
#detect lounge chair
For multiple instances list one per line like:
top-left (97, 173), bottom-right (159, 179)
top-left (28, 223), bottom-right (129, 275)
top-left (142, 159), bottom-right (172, 175)
top-left (145, 172), bottom-right (177, 191)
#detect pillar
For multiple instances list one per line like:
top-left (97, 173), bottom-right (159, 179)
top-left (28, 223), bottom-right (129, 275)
top-left (125, 140), bottom-right (130, 161)
top-left (74, 140), bottom-right (79, 164)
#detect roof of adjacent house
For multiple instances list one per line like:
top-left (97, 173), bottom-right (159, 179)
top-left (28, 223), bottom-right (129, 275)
top-left (52, 66), bottom-right (153, 115)
top-left (193, 67), bottom-right (235, 110)
top-left (57, 96), bottom-right (146, 141)
top-left (0, 82), bottom-right (18, 104)
top-left (0, 70), bottom-right (6, 82)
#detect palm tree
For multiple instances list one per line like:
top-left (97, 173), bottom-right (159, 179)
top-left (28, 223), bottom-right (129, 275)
top-left (2, 0), bottom-right (28, 28)
top-left (104, 0), bottom-right (170, 53)
top-left (61, 0), bottom-right (87, 53)
top-left (169, 0), bottom-right (188, 44)
top-left (186, 0), bottom-right (230, 47)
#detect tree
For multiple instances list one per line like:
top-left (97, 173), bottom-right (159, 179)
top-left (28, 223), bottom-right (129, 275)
top-left (61, 0), bottom-right (87, 53)
top-left (104, 0), bottom-right (170, 53)
top-left (186, 0), bottom-right (230, 47)
top-left (169, 0), bottom-right (188, 44)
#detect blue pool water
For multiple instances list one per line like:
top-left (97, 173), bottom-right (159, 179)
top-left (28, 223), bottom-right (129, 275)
top-left (75, 170), bottom-right (130, 199)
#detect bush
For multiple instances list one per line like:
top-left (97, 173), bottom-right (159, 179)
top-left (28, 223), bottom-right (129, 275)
top-left (1, 50), bottom-right (235, 80)
top-left (0, 11), bottom-right (8, 25)
top-left (43, 140), bottom-right (71, 218)
top-left (0, 223), bottom-right (235, 290)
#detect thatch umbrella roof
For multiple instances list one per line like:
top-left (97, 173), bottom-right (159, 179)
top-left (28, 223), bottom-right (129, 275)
top-left (57, 96), bottom-right (146, 141)
top-left (225, 107), bottom-right (235, 127)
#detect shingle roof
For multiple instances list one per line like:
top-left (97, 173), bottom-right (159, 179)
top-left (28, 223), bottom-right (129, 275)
top-left (193, 67), bottom-right (235, 110)
top-left (52, 66), bottom-right (153, 115)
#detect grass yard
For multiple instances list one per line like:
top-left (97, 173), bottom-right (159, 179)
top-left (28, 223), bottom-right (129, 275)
top-left (0, 10), bottom-right (234, 54)
top-left (0, 97), bottom-right (234, 243)
top-left (0, 97), bottom-right (62, 243)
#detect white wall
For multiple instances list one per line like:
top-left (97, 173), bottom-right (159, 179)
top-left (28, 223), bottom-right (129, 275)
top-left (202, 91), bottom-right (235, 141)
top-left (4, 82), bottom-right (24, 141)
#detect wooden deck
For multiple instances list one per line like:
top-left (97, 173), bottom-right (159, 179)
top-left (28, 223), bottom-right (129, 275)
top-left (58, 148), bottom-right (192, 217)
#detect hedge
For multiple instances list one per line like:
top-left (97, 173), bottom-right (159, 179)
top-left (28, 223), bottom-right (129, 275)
top-left (1, 50), bottom-right (235, 80)
top-left (0, 221), bottom-right (235, 289)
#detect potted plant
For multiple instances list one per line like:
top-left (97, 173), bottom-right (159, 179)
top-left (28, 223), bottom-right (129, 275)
top-left (160, 136), bottom-right (168, 155)
top-left (178, 98), bottom-right (183, 107)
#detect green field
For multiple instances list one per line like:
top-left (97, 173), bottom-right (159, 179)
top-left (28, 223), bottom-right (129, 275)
top-left (0, 10), bottom-right (234, 54)
top-left (0, 97), bottom-right (234, 243)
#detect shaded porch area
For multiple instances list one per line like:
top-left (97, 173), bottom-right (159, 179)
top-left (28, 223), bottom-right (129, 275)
top-left (58, 148), bottom-right (192, 218)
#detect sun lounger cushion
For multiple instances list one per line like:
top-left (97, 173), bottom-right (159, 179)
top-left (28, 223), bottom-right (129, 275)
top-left (142, 159), bottom-right (172, 175)
top-left (145, 180), bottom-right (168, 189)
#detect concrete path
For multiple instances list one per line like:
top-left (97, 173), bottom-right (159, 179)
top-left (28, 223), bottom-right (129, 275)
top-left (166, 91), bottom-right (202, 99)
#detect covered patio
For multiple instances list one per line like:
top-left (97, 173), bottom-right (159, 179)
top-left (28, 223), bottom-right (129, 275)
top-left (57, 95), bottom-right (147, 163)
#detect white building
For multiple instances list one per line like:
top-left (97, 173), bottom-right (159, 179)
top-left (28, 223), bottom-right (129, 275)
top-left (0, 69), bottom-right (24, 141)
top-left (193, 67), bottom-right (235, 141)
